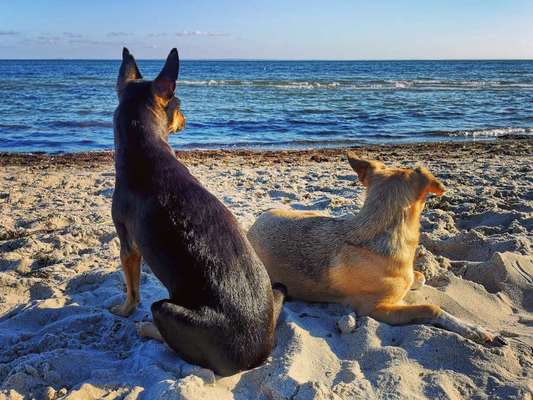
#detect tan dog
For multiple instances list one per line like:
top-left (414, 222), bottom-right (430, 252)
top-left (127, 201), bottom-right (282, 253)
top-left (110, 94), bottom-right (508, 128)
top-left (247, 153), bottom-right (505, 346)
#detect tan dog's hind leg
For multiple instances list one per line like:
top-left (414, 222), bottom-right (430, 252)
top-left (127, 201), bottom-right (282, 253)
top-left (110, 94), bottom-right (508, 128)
top-left (410, 271), bottom-right (425, 290)
top-left (370, 303), bottom-right (505, 346)
top-left (370, 303), bottom-right (442, 325)
top-left (111, 249), bottom-right (141, 317)
top-left (433, 311), bottom-right (506, 346)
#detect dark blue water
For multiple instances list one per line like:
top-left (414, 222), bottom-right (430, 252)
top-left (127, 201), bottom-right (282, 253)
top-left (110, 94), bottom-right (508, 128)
top-left (0, 60), bottom-right (532, 153)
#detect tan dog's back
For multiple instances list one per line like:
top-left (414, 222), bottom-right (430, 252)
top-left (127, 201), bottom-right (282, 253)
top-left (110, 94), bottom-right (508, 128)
top-left (248, 208), bottom-right (414, 315)
top-left (248, 209), bottom-right (344, 302)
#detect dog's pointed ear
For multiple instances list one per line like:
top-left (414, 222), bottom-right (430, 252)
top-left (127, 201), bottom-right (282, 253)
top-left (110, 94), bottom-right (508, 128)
top-left (347, 153), bottom-right (382, 187)
top-left (153, 48), bottom-right (179, 101)
top-left (117, 47), bottom-right (142, 96)
top-left (414, 166), bottom-right (445, 197)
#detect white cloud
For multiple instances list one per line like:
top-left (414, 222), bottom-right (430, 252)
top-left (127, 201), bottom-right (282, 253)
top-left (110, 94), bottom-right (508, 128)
top-left (107, 32), bottom-right (129, 37)
top-left (175, 31), bottom-right (229, 37)
top-left (0, 30), bottom-right (20, 36)
top-left (63, 32), bottom-right (84, 38)
top-left (147, 33), bottom-right (168, 38)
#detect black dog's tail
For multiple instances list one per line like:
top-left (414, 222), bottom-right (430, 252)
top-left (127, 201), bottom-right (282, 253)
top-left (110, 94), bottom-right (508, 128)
top-left (270, 282), bottom-right (287, 352)
top-left (272, 282), bottom-right (288, 299)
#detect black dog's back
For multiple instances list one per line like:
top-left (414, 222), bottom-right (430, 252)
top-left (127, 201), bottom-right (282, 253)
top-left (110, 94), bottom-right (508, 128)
top-left (111, 48), bottom-right (284, 375)
top-left (134, 156), bottom-right (273, 319)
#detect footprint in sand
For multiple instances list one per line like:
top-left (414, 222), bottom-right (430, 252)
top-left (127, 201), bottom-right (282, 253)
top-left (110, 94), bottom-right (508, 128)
top-left (291, 197), bottom-right (331, 211)
top-left (268, 189), bottom-right (299, 201)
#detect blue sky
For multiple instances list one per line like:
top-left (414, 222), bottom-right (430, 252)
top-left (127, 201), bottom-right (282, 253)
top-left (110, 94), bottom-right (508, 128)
top-left (1, 0), bottom-right (532, 59)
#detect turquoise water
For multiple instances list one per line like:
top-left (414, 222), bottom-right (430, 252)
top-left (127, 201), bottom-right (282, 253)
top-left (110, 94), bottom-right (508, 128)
top-left (0, 60), bottom-right (532, 153)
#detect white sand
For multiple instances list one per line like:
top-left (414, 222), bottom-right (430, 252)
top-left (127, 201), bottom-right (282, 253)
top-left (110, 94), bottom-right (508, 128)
top-left (0, 141), bottom-right (532, 399)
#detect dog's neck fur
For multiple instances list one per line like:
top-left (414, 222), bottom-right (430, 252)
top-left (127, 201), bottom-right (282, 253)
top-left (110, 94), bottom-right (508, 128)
top-left (116, 98), bottom-right (167, 145)
top-left (341, 180), bottom-right (423, 262)
top-left (114, 97), bottom-right (174, 185)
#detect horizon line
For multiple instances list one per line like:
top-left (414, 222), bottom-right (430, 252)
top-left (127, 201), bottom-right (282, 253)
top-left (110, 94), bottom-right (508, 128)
top-left (1, 57), bottom-right (533, 62)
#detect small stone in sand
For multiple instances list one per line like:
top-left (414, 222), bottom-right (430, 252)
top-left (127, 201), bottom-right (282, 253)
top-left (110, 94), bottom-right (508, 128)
top-left (337, 313), bottom-right (357, 334)
top-left (45, 387), bottom-right (56, 400)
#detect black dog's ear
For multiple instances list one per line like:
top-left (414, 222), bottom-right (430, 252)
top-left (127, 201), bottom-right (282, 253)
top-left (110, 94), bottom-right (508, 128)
top-left (153, 48), bottom-right (179, 101)
top-left (117, 47), bottom-right (142, 96)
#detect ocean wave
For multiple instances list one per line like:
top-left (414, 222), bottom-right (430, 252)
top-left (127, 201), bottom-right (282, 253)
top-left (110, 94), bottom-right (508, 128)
top-left (170, 127), bottom-right (532, 150)
top-left (179, 79), bottom-right (341, 89)
top-left (3, 77), bottom-right (530, 92)
top-left (438, 127), bottom-right (533, 138)
top-left (0, 123), bottom-right (32, 131)
top-left (177, 79), bottom-right (533, 91)
top-left (173, 138), bottom-right (368, 150)
top-left (170, 132), bottom-right (452, 150)
top-left (46, 120), bottom-right (113, 129)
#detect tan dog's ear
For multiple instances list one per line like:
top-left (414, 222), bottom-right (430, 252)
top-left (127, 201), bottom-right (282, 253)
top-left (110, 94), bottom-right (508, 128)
top-left (347, 153), bottom-right (383, 187)
top-left (414, 166), bottom-right (445, 197)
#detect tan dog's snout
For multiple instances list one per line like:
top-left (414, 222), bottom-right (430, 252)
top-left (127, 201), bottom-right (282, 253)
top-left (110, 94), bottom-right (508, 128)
top-left (413, 166), bottom-right (445, 197)
top-left (424, 173), bottom-right (445, 196)
top-left (430, 179), bottom-right (445, 196)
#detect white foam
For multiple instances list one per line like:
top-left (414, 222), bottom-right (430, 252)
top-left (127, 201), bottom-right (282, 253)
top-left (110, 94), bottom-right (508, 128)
top-left (177, 79), bottom-right (533, 91)
top-left (449, 127), bottom-right (533, 137)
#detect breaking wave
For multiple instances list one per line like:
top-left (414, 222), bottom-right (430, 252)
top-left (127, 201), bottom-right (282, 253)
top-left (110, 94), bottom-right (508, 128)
top-left (178, 79), bottom-right (533, 91)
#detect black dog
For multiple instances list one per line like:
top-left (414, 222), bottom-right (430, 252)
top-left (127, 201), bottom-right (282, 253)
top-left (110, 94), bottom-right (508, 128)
top-left (111, 48), bottom-right (285, 376)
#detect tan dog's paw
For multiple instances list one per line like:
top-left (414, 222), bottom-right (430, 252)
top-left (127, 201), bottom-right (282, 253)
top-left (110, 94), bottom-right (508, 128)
top-left (435, 311), bottom-right (507, 347)
top-left (411, 271), bottom-right (426, 290)
top-left (110, 301), bottom-right (137, 317)
top-left (465, 325), bottom-right (507, 347)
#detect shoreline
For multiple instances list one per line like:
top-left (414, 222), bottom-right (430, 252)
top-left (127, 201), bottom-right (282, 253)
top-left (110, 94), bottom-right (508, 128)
top-left (0, 137), bottom-right (531, 167)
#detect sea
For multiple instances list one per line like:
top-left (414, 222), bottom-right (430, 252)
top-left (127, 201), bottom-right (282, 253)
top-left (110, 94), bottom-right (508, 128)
top-left (0, 59), bottom-right (532, 153)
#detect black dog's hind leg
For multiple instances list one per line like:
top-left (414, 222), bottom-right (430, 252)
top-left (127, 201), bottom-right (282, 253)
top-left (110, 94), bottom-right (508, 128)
top-left (143, 288), bottom-right (286, 375)
top-left (149, 300), bottom-right (241, 376)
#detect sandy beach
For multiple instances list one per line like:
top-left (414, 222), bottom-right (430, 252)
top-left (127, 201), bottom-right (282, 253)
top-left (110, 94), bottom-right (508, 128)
top-left (0, 138), bottom-right (532, 399)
